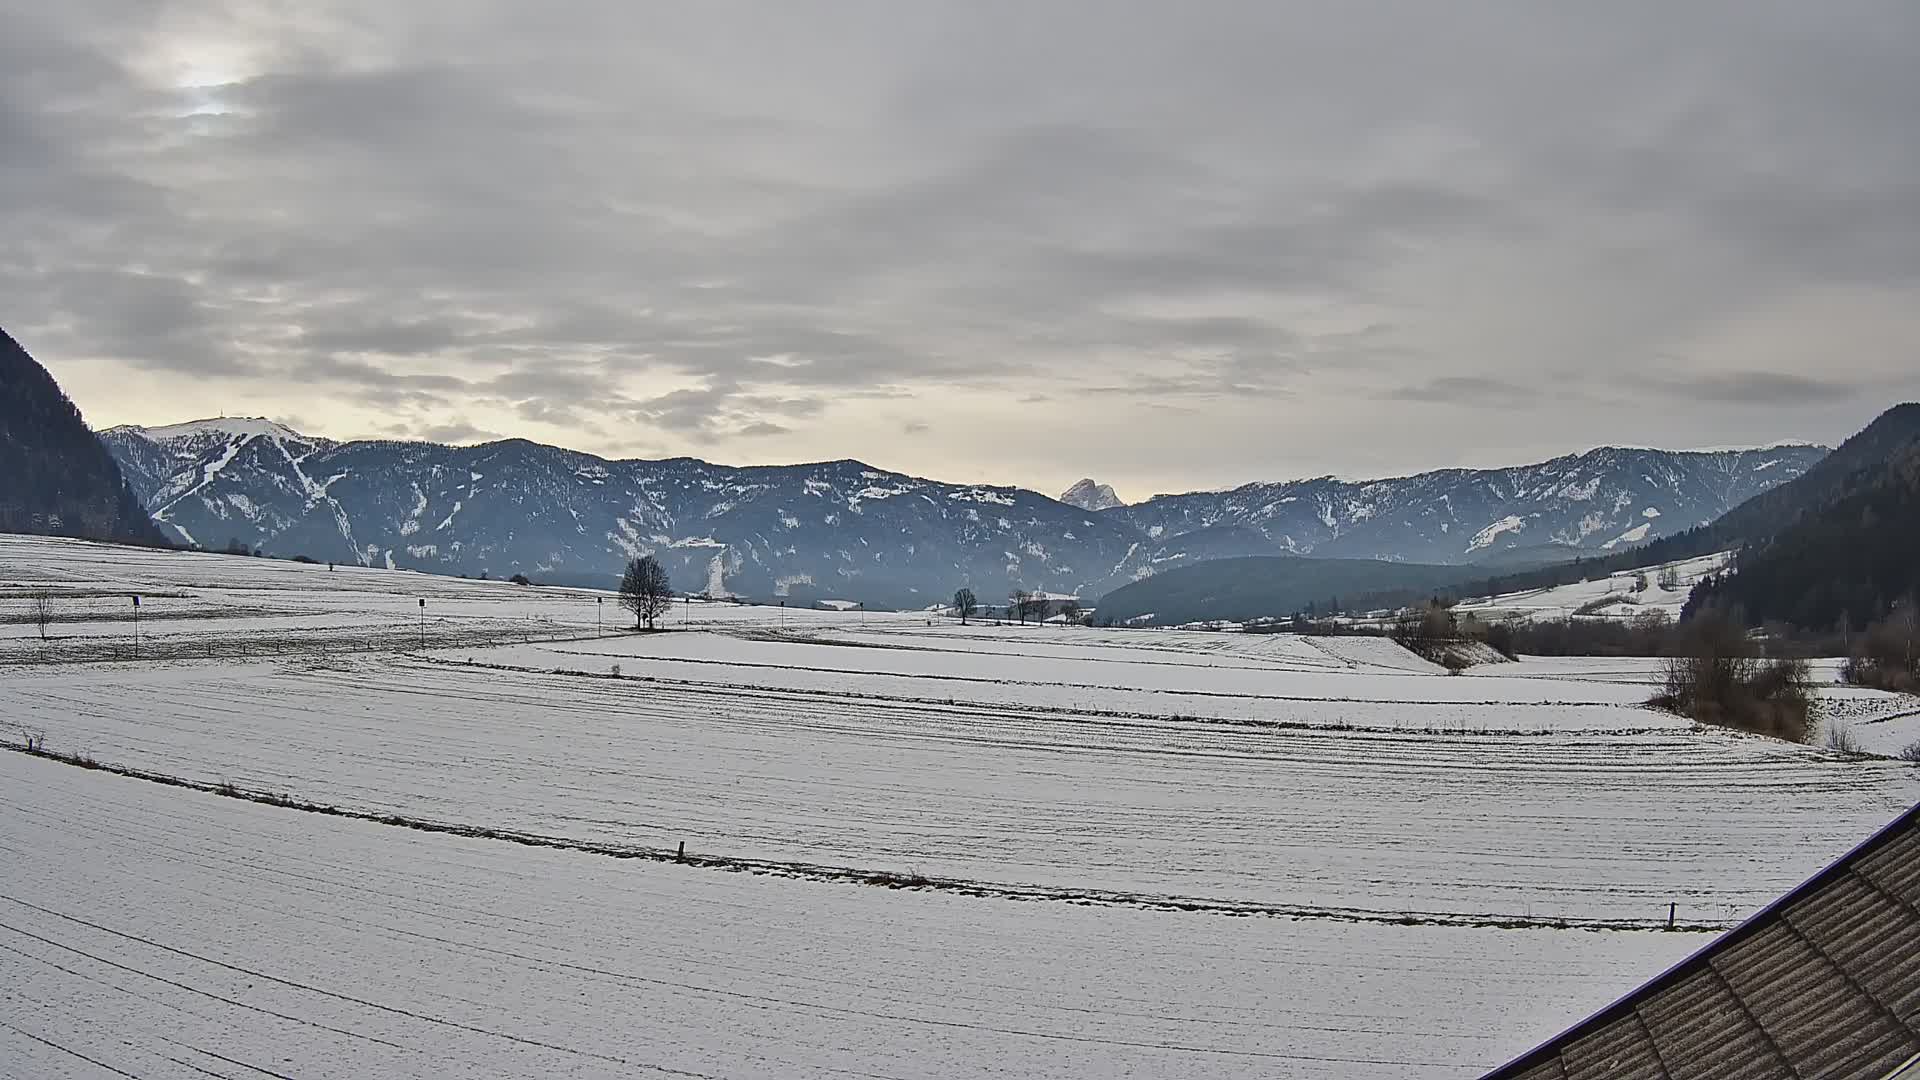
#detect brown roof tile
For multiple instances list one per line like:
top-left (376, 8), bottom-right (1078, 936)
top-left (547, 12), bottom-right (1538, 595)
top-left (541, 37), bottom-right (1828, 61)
top-left (1485, 805), bottom-right (1920, 1080)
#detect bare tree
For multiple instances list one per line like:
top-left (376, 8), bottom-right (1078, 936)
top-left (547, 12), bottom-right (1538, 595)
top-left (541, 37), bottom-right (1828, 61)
top-left (620, 556), bottom-right (673, 630)
top-left (1021, 593), bottom-right (1055, 624)
top-left (30, 591), bottom-right (53, 641)
top-left (952, 587), bottom-right (978, 625)
top-left (1009, 588), bottom-right (1031, 625)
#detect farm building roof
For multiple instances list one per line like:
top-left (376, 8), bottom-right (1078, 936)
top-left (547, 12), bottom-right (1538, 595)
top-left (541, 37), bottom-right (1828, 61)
top-left (1485, 802), bottom-right (1920, 1080)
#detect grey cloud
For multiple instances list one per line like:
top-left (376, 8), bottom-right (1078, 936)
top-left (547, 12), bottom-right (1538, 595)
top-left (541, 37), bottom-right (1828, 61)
top-left (382, 419), bottom-right (505, 444)
top-left (1636, 372), bottom-right (1861, 406)
top-left (299, 319), bottom-right (473, 357)
top-left (3, 1), bottom-right (1916, 490)
top-left (1376, 376), bottom-right (1543, 407)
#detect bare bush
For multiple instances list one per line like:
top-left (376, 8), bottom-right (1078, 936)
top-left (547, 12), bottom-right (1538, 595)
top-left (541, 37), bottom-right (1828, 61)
top-left (1840, 601), bottom-right (1920, 693)
top-left (1824, 724), bottom-right (1863, 754)
top-left (1651, 609), bottom-right (1814, 742)
top-left (1898, 740), bottom-right (1920, 763)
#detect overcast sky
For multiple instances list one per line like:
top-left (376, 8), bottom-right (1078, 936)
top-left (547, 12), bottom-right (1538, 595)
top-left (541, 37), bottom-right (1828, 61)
top-left (6, 2), bottom-right (1918, 498)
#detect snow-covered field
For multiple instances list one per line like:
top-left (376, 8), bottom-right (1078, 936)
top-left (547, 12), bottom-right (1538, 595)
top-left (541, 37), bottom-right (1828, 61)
top-left (1452, 551), bottom-right (1731, 624)
top-left (4, 533), bottom-right (1918, 1077)
top-left (0, 532), bottom-right (904, 663)
top-left (0, 750), bottom-right (1696, 1079)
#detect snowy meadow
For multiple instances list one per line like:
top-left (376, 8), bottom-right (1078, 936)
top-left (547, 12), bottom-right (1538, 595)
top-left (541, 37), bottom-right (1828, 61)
top-left (4, 533), bottom-right (1919, 1078)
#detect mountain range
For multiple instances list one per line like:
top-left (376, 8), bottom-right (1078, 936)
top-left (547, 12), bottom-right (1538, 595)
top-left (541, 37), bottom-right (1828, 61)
top-left (98, 416), bottom-right (1825, 607)
top-left (1107, 403), bottom-right (1920, 627)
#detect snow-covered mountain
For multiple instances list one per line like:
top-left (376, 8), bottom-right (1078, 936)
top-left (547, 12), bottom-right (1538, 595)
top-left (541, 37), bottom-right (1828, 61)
top-left (1107, 445), bottom-right (1829, 566)
top-left (1059, 478), bottom-right (1124, 512)
top-left (100, 419), bottom-right (1188, 605)
top-left (99, 419), bottom-right (1825, 605)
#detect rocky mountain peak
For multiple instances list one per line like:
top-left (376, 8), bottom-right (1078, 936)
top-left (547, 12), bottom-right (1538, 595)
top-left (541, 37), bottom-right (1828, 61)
top-left (1059, 478), bottom-right (1124, 512)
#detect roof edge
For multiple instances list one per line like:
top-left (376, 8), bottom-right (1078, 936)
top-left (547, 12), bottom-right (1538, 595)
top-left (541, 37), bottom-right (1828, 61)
top-left (1482, 800), bottom-right (1920, 1079)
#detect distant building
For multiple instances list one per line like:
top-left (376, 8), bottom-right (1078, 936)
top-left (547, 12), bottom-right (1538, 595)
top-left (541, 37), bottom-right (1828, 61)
top-left (1485, 801), bottom-right (1920, 1079)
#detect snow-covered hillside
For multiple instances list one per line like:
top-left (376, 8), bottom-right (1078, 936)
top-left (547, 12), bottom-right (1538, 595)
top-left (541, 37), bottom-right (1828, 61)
top-left (1453, 551), bottom-right (1733, 624)
top-left (99, 419), bottom-right (1823, 604)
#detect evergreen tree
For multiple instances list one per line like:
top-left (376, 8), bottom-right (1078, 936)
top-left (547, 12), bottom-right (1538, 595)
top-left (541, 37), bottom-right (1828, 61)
top-left (0, 327), bottom-right (165, 544)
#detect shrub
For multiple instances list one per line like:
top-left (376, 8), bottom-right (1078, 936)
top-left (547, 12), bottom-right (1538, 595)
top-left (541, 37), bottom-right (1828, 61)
top-left (1390, 600), bottom-right (1456, 660)
top-left (1824, 724), bottom-right (1863, 754)
top-left (509, 573), bottom-right (532, 586)
top-left (1574, 595), bottom-right (1632, 616)
top-left (1840, 603), bottom-right (1920, 693)
top-left (1651, 609), bottom-right (1814, 742)
top-left (1482, 619), bottom-right (1520, 661)
top-left (1440, 649), bottom-right (1471, 674)
top-left (1898, 740), bottom-right (1920, 763)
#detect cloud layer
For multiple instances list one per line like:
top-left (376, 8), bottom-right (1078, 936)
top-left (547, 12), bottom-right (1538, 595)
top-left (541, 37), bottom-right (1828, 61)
top-left (6, 1), bottom-right (1918, 497)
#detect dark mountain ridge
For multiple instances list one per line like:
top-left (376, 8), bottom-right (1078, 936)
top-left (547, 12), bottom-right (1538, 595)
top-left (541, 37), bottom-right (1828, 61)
top-left (1685, 405), bottom-right (1920, 630)
top-left (0, 328), bottom-right (165, 546)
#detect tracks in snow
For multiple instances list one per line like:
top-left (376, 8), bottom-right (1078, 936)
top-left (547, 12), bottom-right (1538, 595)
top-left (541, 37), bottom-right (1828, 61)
top-left (4, 743), bottom-right (1723, 933)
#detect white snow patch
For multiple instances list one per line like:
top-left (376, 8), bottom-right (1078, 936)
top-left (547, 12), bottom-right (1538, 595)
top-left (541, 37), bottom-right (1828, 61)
top-left (1466, 514), bottom-right (1526, 552)
top-left (1603, 523), bottom-right (1652, 548)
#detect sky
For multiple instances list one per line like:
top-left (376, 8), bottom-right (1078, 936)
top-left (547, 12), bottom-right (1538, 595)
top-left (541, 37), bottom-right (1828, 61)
top-left (5, 2), bottom-right (1919, 500)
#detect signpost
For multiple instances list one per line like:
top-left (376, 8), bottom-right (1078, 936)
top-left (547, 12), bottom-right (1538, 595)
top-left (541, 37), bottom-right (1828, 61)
top-left (418, 598), bottom-right (425, 650)
top-left (597, 595), bottom-right (603, 637)
top-left (131, 595), bottom-right (140, 659)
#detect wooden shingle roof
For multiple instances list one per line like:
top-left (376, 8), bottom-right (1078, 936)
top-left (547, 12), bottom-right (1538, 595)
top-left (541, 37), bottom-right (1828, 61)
top-left (1486, 804), bottom-right (1920, 1080)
